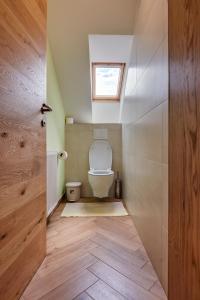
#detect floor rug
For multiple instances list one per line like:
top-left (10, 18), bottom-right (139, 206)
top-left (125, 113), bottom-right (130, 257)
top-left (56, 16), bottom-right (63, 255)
top-left (61, 202), bottom-right (128, 217)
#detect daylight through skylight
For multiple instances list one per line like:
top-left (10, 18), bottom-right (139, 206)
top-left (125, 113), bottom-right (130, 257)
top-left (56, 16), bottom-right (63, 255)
top-left (92, 63), bottom-right (125, 101)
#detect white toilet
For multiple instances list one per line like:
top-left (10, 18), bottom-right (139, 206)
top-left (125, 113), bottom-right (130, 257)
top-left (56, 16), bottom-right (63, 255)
top-left (88, 140), bottom-right (114, 198)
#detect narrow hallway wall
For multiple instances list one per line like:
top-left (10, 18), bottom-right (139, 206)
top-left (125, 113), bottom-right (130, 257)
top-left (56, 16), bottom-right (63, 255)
top-left (47, 43), bottom-right (66, 199)
top-left (121, 0), bottom-right (168, 292)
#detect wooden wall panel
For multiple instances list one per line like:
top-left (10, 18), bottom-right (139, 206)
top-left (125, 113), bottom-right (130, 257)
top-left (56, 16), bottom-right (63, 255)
top-left (169, 1), bottom-right (200, 299)
top-left (0, 1), bottom-right (47, 299)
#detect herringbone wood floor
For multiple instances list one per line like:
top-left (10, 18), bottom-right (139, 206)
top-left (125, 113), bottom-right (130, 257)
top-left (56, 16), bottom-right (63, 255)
top-left (21, 202), bottom-right (167, 300)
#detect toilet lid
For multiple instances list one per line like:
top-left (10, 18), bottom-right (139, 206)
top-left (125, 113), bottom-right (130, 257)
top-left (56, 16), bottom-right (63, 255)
top-left (89, 140), bottom-right (112, 170)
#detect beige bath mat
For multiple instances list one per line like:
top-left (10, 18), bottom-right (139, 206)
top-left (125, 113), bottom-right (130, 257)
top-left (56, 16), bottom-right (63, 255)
top-left (61, 202), bottom-right (128, 217)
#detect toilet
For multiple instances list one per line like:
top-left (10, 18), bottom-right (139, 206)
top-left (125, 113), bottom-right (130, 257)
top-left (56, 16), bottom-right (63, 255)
top-left (88, 140), bottom-right (114, 198)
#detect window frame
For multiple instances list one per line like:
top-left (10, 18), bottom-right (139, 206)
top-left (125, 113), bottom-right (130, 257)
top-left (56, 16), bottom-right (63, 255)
top-left (92, 62), bottom-right (126, 101)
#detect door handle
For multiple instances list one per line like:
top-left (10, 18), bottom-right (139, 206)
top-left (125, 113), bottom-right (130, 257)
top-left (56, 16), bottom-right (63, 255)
top-left (41, 103), bottom-right (53, 114)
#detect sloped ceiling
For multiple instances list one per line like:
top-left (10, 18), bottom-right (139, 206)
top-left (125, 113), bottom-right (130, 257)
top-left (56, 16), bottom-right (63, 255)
top-left (48, 0), bottom-right (137, 123)
top-left (89, 35), bottom-right (133, 123)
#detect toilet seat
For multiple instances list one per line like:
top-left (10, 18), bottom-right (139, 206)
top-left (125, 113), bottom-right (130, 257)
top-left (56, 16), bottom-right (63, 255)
top-left (88, 170), bottom-right (114, 176)
top-left (89, 140), bottom-right (112, 171)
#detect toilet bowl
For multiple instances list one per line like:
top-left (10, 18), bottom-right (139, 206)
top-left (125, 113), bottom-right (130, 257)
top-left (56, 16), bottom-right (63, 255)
top-left (88, 140), bottom-right (114, 198)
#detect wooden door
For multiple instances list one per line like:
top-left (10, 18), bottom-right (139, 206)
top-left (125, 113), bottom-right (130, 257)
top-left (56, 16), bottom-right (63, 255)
top-left (169, 1), bottom-right (200, 299)
top-left (0, 1), bottom-right (47, 299)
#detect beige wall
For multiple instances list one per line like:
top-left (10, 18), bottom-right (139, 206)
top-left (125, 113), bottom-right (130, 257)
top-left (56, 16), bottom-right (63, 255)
top-left (121, 0), bottom-right (168, 292)
top-left (66, 124), bottom-right (122, 197)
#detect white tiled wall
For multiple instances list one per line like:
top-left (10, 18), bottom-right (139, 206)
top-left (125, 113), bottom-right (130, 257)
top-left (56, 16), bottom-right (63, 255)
top-left (121, 0), bottom-right (168, 292)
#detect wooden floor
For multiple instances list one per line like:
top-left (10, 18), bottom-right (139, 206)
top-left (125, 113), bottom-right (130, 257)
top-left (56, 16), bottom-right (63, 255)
top-left (21, 202), bottom-right (167, 300)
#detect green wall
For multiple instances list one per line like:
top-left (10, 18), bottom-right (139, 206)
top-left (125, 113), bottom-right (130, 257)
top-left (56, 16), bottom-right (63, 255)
top-left (47, 43), bottom-right (66, 199)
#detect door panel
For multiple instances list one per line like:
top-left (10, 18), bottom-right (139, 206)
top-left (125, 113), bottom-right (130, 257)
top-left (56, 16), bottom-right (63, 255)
top-left (0, 1), bottom-right (47, 299)
top-left (169, 0), bottom-right (200, 299)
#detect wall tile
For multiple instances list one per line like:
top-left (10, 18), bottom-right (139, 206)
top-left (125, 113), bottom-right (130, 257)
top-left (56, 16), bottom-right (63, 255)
top-left (162, 164), bottom-right (168, 231)
top-left (134, 105), bottom-right (163, 161)
top-left (161, 228), bottom-right (168, 292)
top-left (122, 0), bottom-right (168, 292)
top-left (162, 100), bottom-right (168, 164)
top-left (122, 37), bottom-right (168, 124)
top-left (136, 0), bottom-right (168, 79)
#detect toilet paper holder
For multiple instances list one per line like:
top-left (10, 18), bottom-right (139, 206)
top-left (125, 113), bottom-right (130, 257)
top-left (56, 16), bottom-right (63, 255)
top-left (58, 151), bottom-right (68, 160)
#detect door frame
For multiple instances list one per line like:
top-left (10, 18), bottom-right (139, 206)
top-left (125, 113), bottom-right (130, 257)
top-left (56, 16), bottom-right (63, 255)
top-left (168, 1), bottom-right (200, 299)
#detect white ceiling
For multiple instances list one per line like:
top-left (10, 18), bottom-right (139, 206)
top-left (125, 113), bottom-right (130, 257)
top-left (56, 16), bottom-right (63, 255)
top-left (48, 0), bottom-right (137, 123)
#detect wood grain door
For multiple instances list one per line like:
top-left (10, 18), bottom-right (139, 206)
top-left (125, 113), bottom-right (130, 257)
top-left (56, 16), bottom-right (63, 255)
top-left (0, 1), bottom-right (47, 299)
top-left (169, 0), bottom-right (200, 299)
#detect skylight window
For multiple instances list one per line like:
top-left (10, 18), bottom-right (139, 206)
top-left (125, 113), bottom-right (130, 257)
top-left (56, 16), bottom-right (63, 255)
top-left (92, 63), bottom-right (125, 101)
